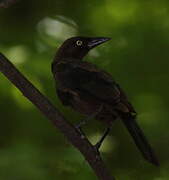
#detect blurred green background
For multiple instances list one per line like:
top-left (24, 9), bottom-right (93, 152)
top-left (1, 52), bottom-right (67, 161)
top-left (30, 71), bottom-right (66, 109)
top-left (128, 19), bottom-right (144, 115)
top-left (0, 0), bottom-right (169, 179)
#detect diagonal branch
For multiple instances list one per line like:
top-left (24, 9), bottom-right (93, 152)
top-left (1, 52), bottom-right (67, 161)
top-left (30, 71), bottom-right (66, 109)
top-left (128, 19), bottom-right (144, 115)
top-left (0, 53), bottom-right (115, 180)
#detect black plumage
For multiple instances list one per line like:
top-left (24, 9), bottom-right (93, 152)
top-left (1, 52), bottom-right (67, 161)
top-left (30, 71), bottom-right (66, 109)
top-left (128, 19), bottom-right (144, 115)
top-left (52, 36), bottom-right (159, 166)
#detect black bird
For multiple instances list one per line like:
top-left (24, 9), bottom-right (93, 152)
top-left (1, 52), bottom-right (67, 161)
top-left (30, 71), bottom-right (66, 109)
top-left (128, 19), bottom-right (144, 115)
top-left (52, 36), bottom-right (159, 166)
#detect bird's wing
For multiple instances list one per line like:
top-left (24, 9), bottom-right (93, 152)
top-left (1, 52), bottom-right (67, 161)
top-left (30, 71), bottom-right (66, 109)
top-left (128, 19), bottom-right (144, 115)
top-left (58, 61), bottom-right (136, 113)
top-left (57, 88), bottom-right (79, 106)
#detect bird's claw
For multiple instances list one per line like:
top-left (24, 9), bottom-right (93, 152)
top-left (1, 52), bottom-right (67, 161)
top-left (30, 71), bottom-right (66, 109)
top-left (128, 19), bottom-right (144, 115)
top-left (94, 143), bottom-right (101, 154)
top-left (75, 124), bottom-right (83, 133)
top-left (75, 125), bottom-right (86, 139)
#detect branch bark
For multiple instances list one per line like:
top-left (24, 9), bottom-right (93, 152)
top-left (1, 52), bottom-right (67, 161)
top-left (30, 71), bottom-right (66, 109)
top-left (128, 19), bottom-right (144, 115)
top-left (0, 53), bottom-right (115, 180)
top-left (0, 0), bottom-right (19, 8)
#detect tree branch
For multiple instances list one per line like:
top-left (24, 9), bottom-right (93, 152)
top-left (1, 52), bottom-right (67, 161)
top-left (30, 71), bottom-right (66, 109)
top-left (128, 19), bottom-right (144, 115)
top-left (0, 0), bottom-right (19, 8)
top-left (0, 53), bottom-right (115, 180)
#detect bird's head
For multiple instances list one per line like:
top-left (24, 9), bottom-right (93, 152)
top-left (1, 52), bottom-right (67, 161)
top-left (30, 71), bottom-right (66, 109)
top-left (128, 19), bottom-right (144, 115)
top-left (55, 36), bottom-right (111, 60)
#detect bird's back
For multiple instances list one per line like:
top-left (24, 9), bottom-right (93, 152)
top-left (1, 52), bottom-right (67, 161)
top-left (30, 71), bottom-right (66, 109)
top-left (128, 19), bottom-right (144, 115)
top-left (52, 59), bottom-right (136, 118)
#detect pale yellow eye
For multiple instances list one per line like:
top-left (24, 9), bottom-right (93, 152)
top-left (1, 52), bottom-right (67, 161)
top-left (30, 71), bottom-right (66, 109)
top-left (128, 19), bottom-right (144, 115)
top-left (76, 40), bottom-right (83, 46)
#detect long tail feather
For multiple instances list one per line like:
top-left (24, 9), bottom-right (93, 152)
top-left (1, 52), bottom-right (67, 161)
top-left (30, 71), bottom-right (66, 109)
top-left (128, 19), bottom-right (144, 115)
top-left (121, 114), bottom-right (159, 166)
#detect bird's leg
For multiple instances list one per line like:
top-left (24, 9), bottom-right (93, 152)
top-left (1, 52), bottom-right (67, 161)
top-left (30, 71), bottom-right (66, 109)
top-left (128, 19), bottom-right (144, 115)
top-left (94, 127), bottom-right (111, 151)
top-left (75, 105), bottom-right (103, 130)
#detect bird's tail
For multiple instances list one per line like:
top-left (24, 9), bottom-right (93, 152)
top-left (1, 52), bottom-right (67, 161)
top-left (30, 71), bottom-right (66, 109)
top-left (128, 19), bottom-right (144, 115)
top-left (121, 113), bottom-right (159, 166)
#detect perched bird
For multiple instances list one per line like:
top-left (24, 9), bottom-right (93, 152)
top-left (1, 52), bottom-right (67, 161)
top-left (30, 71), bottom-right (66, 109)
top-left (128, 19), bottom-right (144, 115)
top-left (52, 36), bottom-right (159, 166)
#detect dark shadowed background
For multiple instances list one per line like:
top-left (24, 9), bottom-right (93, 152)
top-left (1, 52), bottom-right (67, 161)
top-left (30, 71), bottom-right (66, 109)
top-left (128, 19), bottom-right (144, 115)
top-left (0, 0), bottom-right (169, 179)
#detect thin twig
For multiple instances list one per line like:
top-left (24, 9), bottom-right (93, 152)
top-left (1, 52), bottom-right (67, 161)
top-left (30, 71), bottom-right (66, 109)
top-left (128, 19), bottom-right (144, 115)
top-left (0, 53), bottom-right (115, 180)
top-left (0, 0), bottom-right (19, 8)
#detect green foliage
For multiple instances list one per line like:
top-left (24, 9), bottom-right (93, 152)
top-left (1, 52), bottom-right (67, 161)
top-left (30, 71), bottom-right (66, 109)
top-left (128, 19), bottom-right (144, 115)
top-left (0, 0), bottom-right (169, 179)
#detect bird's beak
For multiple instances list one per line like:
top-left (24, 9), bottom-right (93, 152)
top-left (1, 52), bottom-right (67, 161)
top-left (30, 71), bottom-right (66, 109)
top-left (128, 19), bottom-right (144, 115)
top-left (87, 37), bottom-right (111, 49)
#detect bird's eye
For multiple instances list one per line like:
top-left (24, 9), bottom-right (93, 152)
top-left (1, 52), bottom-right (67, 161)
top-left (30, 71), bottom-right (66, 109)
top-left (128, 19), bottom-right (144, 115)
top-left (76, 40), bottom-right (83, 46)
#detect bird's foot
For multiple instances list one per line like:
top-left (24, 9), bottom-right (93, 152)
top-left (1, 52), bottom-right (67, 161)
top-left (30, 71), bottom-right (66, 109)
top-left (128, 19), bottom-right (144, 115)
top-left (75, 125), bottom-right (86, 139)
top-left (93, 127), bottom-right (111, 152)
top-left (93, 145), bottom-right (102, 163)
top-left (94, 142), bottom-right (102, 151)
top-left (75, 124), bottom-right (82, 133)
top-left (75, 105), bottom-right (103, 133)
top-left (76, 120), bottom-right (86, 129)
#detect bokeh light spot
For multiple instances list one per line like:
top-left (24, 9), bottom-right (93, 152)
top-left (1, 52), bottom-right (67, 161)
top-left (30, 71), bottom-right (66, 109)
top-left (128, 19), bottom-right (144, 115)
top-left (6, 45), bottom-right (29, 65)
top-left (37, 16), bottom-right (78, 46)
